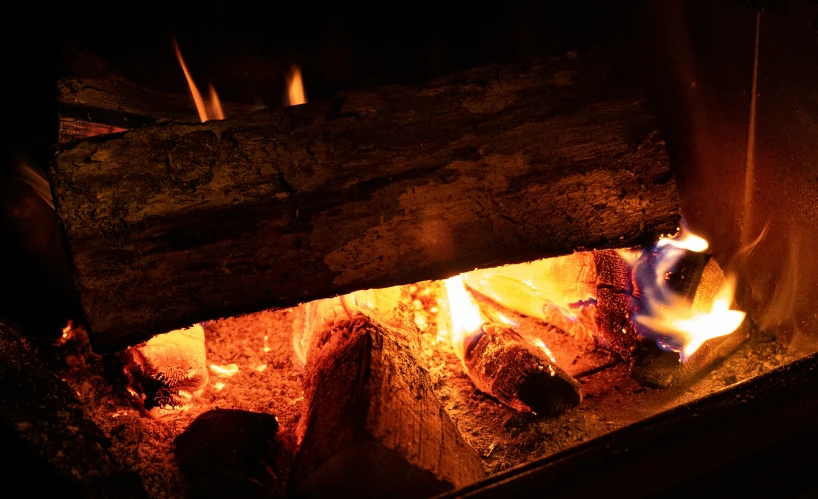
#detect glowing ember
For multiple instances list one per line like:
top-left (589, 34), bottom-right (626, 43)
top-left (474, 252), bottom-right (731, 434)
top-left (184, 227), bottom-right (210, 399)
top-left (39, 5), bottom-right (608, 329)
top-left (531, 338), bottom-right (557, 363)
top-left (287, 64), bottom-right (307, 105)
top-left (61, 321), bottom-right (72, 339)
top-left (173, 39), bottom-right (225, 122)
top-left (209, 363), bottom-right (239, 377)
top-left (442, 275), bottom-right (484, 359)
top-left (634, 227), bottom-right (746, 361)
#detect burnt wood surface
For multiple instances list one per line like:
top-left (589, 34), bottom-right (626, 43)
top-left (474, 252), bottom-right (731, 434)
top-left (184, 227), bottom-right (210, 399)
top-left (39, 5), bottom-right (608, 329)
top-left (463, 323), bottom-right (582, 415)
top-left (51, 53), bottom-right (680, 352)
top-left (293, 289), bottom-right (485, 498)
top-left (0, 321), bottom-right (146, 498)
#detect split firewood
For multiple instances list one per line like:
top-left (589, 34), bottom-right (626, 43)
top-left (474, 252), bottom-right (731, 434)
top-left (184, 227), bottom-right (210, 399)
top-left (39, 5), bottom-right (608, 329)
top-left (462, 249), bottom-right (641, 359)
top-left (463, 245), bottom-right (748, 387)
top-left (0, 320), bottom-right (147, 498)
top-left (51, 52), bottom-right (680, 353)
top-left (292, 288), bottom-right (485, 499)
top-left (174, 409), bottom-right (292, 499)
top-left (441, 276), bottom-right (582, 415)
top-left (464, 323), bottom-right (582, 414)
top-left (113, 324), bottom-right (208, 418)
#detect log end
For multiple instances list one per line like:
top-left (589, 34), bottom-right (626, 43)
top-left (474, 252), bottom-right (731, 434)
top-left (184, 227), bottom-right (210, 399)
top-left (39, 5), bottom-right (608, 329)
top-left (465, 323), bottom-right (582, 415)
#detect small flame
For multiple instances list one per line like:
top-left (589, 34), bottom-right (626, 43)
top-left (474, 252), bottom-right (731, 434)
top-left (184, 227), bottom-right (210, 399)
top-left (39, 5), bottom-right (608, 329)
top-left (442, 275), bottom-right (484, 359)
top-left (173, 39), bottom-right (225, 122)
top-left (213, 382), bottom-right (225, 391)
top-left (61, 320), bottom-right (73, 339)
top-left (209, 363), bottom-right (239, 377)
top-left (531, 338), bottom-right (557, 363)
top-left (255, 364), bottom-right (267, 372)
top-left (208, 84), bottom-right (225, 120)
top-left (287, 65), bottom-right (307, 106)
top-left (635, 227), bottom-right (746, 361)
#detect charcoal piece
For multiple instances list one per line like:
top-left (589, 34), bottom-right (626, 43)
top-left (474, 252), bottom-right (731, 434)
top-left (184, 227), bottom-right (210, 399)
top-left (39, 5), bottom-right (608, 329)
top-left (0, 320), bottom-right (146, 498)
top-left (174, 409), bottom-right (291, 499)
top-left (463, 323), bottom-right (582, 415)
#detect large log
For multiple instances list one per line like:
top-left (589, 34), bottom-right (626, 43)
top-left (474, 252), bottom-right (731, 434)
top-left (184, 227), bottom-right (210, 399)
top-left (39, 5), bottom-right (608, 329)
top-left (51, 53), bottom-right (680, 352)
top-left (292, 288), bottom-right (485, 498)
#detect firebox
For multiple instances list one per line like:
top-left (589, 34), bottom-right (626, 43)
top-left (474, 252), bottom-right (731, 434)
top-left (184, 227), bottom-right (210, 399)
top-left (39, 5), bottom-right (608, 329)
top-left (1, 1), bottom-right (817, 498)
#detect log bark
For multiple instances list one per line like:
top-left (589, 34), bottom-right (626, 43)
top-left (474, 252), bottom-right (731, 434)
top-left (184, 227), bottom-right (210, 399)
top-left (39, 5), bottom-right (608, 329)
top-left (292, 289), bottom-right (485, 498)
top-left (51, 53), bottom-right (680, 352)
top-left (0, 320), bottom-right (147, 498)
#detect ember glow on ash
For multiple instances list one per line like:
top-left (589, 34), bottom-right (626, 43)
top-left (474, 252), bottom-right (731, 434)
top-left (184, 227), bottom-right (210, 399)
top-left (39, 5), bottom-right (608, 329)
top-left (173, 39), bottom-right (224, 122)
top-left (287, 65), bottom-right (307, 105)
top-left (442, 275), bottom-right (485, 359)
top-left (635, 228), bottom-right (746, 361)
top-left (209, 363), bottom-right (239, 377)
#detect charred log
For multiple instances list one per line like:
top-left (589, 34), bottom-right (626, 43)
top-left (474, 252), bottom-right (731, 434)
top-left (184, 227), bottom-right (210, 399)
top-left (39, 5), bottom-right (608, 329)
top-left (463, 323), bottom-right (582, 415)
top-left (292, 290), bottom-right (484, 498)
top-left (0, 320), bottom-right (147, 498)
top-left (51, 53), bottom-right (680, 352)
top-left (174, 409), bottom-right (291, 499)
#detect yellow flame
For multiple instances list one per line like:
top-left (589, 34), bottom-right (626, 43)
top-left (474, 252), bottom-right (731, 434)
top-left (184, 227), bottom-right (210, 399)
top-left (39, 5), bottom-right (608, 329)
top-left (214, 382), bottom-right (225, 391)
top-left (209, 363), bottom-right (239, 377)
top-left (531, 338), bottom-right (557, 363)
top-left (636, 227), bottom-right (746, 361)
top-left (173, 39), bottom-right (225, 122)
top-left (442, 275), bottom-right (484, 359)
top-left (287, 65), bottom-right (307, 106)
top-left (637, 276), bottom-right (745, 360)
top-left (255, 364), bottom-right (267, 372)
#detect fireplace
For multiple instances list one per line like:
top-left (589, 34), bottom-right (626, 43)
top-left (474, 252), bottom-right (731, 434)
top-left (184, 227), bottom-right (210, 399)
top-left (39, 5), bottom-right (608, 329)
top-left (2, 0), bottom-right (818, 497)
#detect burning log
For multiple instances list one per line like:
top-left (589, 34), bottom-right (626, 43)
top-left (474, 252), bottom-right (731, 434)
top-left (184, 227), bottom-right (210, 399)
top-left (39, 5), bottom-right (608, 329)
top-left (292, 288), bottom-right (485, 498)
top-left (51, 52), bottom-right (680, 352)
top-left (441, 276), bottom-right (582, 414)
top-left (629, 250), bottom-right (750, 387)
top-left (462, 250), bottom-right (641, 358)
top-left (113, 324), bottom-right (209, 418)
top-left (174, 409), bottom-right (291, 499)
top-left (0, 320), bottom-right (147, 497)
top-left (463, 232), bottom-right (748, 386)
top-left (464, 323), bottom-right (582, 414)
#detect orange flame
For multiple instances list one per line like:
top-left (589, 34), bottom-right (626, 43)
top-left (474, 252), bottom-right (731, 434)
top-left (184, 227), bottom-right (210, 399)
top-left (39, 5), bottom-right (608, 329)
top-left (635, 227), bottom-right (746, 360)
top-left (442, 275), bottom-right (484, 359)
top-left (173, 39), bottom-right (224, 122)
top-left (208, 84), bottom-right (225, 120)
top-left (287, 65), bottom-right (307, 106)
